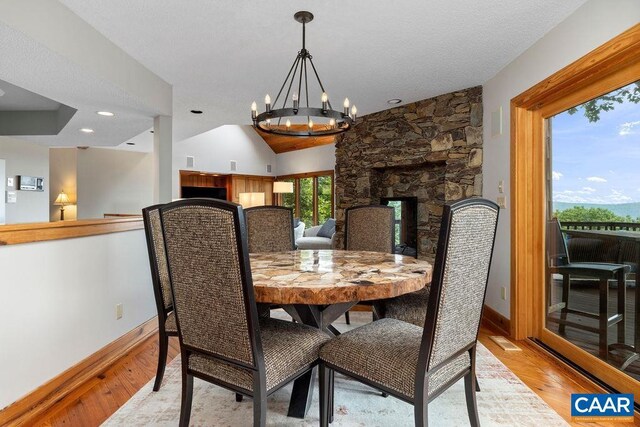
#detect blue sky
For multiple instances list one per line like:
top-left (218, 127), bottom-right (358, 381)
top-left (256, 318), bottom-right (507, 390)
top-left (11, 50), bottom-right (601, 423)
top-left (552, 82), bottom-right (640, 205)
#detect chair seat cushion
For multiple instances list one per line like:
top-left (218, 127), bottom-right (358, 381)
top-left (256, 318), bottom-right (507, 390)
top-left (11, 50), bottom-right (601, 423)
top-left (165, 311), bottom-right (178, 334)
top-left (189, 317), bottom-right (330, 393)
top-left (319, 318), bottom-right (469, 399)
top-left (552, 262), bottom-right (630, 278)
top-left (382, 287), bottom-right (431, 327)
top-left (296, 236), bottom-right (332, 250)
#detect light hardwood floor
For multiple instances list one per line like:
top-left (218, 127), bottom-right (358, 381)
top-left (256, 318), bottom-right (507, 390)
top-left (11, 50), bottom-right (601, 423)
top-left (32, 324), bottom-right (638, 426)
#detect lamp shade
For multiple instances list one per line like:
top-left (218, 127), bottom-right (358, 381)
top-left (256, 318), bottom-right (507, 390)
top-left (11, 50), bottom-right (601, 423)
top-left (238, 192), bottom-right (265, 208)
top-left (54, 190), bottom-right (71, 206)
top-left (273, 181), bottom-right (294, 194)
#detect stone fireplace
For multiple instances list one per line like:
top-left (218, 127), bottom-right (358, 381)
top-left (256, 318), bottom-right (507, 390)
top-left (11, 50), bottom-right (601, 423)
top-left (334, 86), bottom-right (483, 261)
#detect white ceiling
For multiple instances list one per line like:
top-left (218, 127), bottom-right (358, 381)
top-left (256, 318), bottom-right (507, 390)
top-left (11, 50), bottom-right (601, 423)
top-left (58, 0), bottom-right (588, 143)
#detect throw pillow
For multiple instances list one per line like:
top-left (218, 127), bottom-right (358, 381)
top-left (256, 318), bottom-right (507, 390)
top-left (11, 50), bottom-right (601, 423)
top-left (317, 218), bottom-right (336, 238)
top-left (294, 218), bottom-right (301, 228)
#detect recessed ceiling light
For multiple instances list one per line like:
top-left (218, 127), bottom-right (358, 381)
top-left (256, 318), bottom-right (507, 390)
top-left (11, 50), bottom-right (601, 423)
top-left (387, 99), bottom-right (402, 105)
top-left (190, 109), bottom-right (203, 114)
top-left (126, 142), bottom-right (135, 145)
top-left (96, 111), bottom-right (114, 117)
top-left (80, 128), bottom-right (94, 133)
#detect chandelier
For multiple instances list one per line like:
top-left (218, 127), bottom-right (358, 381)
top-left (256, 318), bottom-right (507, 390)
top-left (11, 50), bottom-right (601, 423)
top-left (251, 11), bottom-right (356, 137)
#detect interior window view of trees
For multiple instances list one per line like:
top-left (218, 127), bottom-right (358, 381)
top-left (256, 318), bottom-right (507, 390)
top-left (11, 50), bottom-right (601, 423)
top-left (547, 79), bottom-right (640, 380)
top-left (279, 172), bottom-right (334, 226)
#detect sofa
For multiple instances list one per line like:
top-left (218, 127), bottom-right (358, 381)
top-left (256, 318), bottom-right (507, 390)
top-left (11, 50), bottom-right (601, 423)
top-left (294, 221), bottom-right (305, 242)
top-left (295, 222), bottom-right (336, 250)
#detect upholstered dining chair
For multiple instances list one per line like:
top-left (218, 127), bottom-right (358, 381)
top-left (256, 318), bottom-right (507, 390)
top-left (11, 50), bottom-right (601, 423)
top-left (158, 198), bottom-right (330, 427)
top-left (245, 206), bottom-right (295, 253)
top-left (344, 205), bottom-right (395, 324)
top-left (142, 204), bottom-right (178, 392)
top-left (319, 198), bottom-right (499, 427)
top-left (344, 205), bottom-right (395, 253)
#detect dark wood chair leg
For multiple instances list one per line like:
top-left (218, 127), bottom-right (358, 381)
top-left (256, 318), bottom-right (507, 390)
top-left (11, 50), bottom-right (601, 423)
top-left (179, 370), bottom-right (194, 427)
top-left (464, 373), bottom-right (480, 427)
top-left (253, 375), bottom-right (267, 427)
top-left (598, 277), bottom-right (609, 361)
top-left (559, 274), bottom-right (570, 335)
top-left (414, 396), bottom-right (428, 427)
top-left (344, 311), bottom-right (350, 325)
top-left (236, 393), bottom-right (243, 402)
top-left (329, 369), bottom-right (335, 423)
top-left (319, 365), bottom-right (330, 427)
top-left (153, 332), bottom-right (169, 391)
top-left (617, 272), bottom-right (626, 344)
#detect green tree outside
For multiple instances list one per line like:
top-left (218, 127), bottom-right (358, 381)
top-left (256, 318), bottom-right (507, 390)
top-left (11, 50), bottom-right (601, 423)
top-left (554, 206), bottom-right (638, 223)
top-left (568, 81), bottom-right (640, 122)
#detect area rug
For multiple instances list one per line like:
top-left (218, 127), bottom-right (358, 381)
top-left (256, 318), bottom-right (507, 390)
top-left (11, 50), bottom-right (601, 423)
top-left (103, 312), bottom-right (567, 426)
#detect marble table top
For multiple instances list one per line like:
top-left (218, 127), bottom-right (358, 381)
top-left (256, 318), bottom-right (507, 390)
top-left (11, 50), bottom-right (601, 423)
top-left (250, 249), bottom-right (433, 305)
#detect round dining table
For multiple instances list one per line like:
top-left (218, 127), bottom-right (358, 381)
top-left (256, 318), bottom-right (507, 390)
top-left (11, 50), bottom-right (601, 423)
top-left (249, 249), bottom-right (433, 418)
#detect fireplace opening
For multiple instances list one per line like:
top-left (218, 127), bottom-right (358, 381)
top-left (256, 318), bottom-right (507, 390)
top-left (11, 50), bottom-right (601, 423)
top-left (381, 197), bottom-right (418, 258)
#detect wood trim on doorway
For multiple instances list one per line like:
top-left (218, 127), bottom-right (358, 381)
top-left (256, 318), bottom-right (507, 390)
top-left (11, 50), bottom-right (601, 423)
top-left (511, 23), bottom-right (640, 339)
top-left (510, 24), bottom-right (640, 396)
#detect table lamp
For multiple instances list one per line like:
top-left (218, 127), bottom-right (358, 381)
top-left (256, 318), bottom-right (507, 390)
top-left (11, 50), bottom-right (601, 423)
top-left (54, 190), bottom-right (71, 221)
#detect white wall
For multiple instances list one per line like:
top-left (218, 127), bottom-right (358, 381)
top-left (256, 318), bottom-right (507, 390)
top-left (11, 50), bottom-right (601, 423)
top-left (49, 148), bottom-right (78, 221)
top-left (276, 144), bottom-right (336, 176)
top-left (0, 136), bottom-right (49, 224)
top-left (482, 0), bottom-right (640, 318)
top-left (0, 229), bottom-right (156, 408)
top-left (172, 125), bottom-right (276, 198)
top-left (77, 147), bottom-right (154, 219)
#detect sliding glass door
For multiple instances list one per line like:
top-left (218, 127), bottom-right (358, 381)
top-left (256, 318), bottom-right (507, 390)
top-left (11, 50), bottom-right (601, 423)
top-left (542, 80), bottom-right (640, 400)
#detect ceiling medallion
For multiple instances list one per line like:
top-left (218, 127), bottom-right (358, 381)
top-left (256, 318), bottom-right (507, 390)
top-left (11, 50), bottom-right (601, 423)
top-left (251, 11), bottom-right (356, 137)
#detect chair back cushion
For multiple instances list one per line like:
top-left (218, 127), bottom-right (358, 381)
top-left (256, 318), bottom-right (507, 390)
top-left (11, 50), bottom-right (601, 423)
top-left (142, 205), bottom-right (173, 311)
top-left (245, 206), bottom-right (294, 253)
top-left (159, 199), bottom-right (259, 368)
top-left (547, 218), bottom-right (569, 266)
top-left (422, 199), bottom-right (499, 372)
top-left (345, 205), bottom-right (394, 253)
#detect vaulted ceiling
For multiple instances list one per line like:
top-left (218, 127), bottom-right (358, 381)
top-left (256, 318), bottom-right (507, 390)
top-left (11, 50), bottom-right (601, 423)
top-left (3, 0), bottom-right (588, 148)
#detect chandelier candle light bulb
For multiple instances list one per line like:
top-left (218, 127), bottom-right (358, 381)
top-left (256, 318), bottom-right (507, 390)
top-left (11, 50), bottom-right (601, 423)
top-left (265, 94), bottom-right (271, 112)
top-left (351, 105), bottom-right (357, 122)
top-left (250, 11), bottom-right (354, 137)
top-left (321, 92), bottom-right (328, 111)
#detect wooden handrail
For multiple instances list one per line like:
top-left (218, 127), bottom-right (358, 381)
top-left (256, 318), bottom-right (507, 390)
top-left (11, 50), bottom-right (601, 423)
top-left (0, 218), bottom-right (143, 246)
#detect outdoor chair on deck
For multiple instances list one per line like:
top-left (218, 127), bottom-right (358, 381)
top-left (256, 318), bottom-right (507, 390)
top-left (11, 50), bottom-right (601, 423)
top-left (546, 218), bottom-right (629, 361)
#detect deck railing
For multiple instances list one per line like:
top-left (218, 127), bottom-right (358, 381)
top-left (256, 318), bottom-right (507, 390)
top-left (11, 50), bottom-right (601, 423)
top-left (561, 221), bottom-right (640, 232)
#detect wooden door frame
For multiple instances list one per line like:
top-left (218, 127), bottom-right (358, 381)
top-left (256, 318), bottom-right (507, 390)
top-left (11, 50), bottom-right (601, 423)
top-left (511, 24), bottom-right (640, 394)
